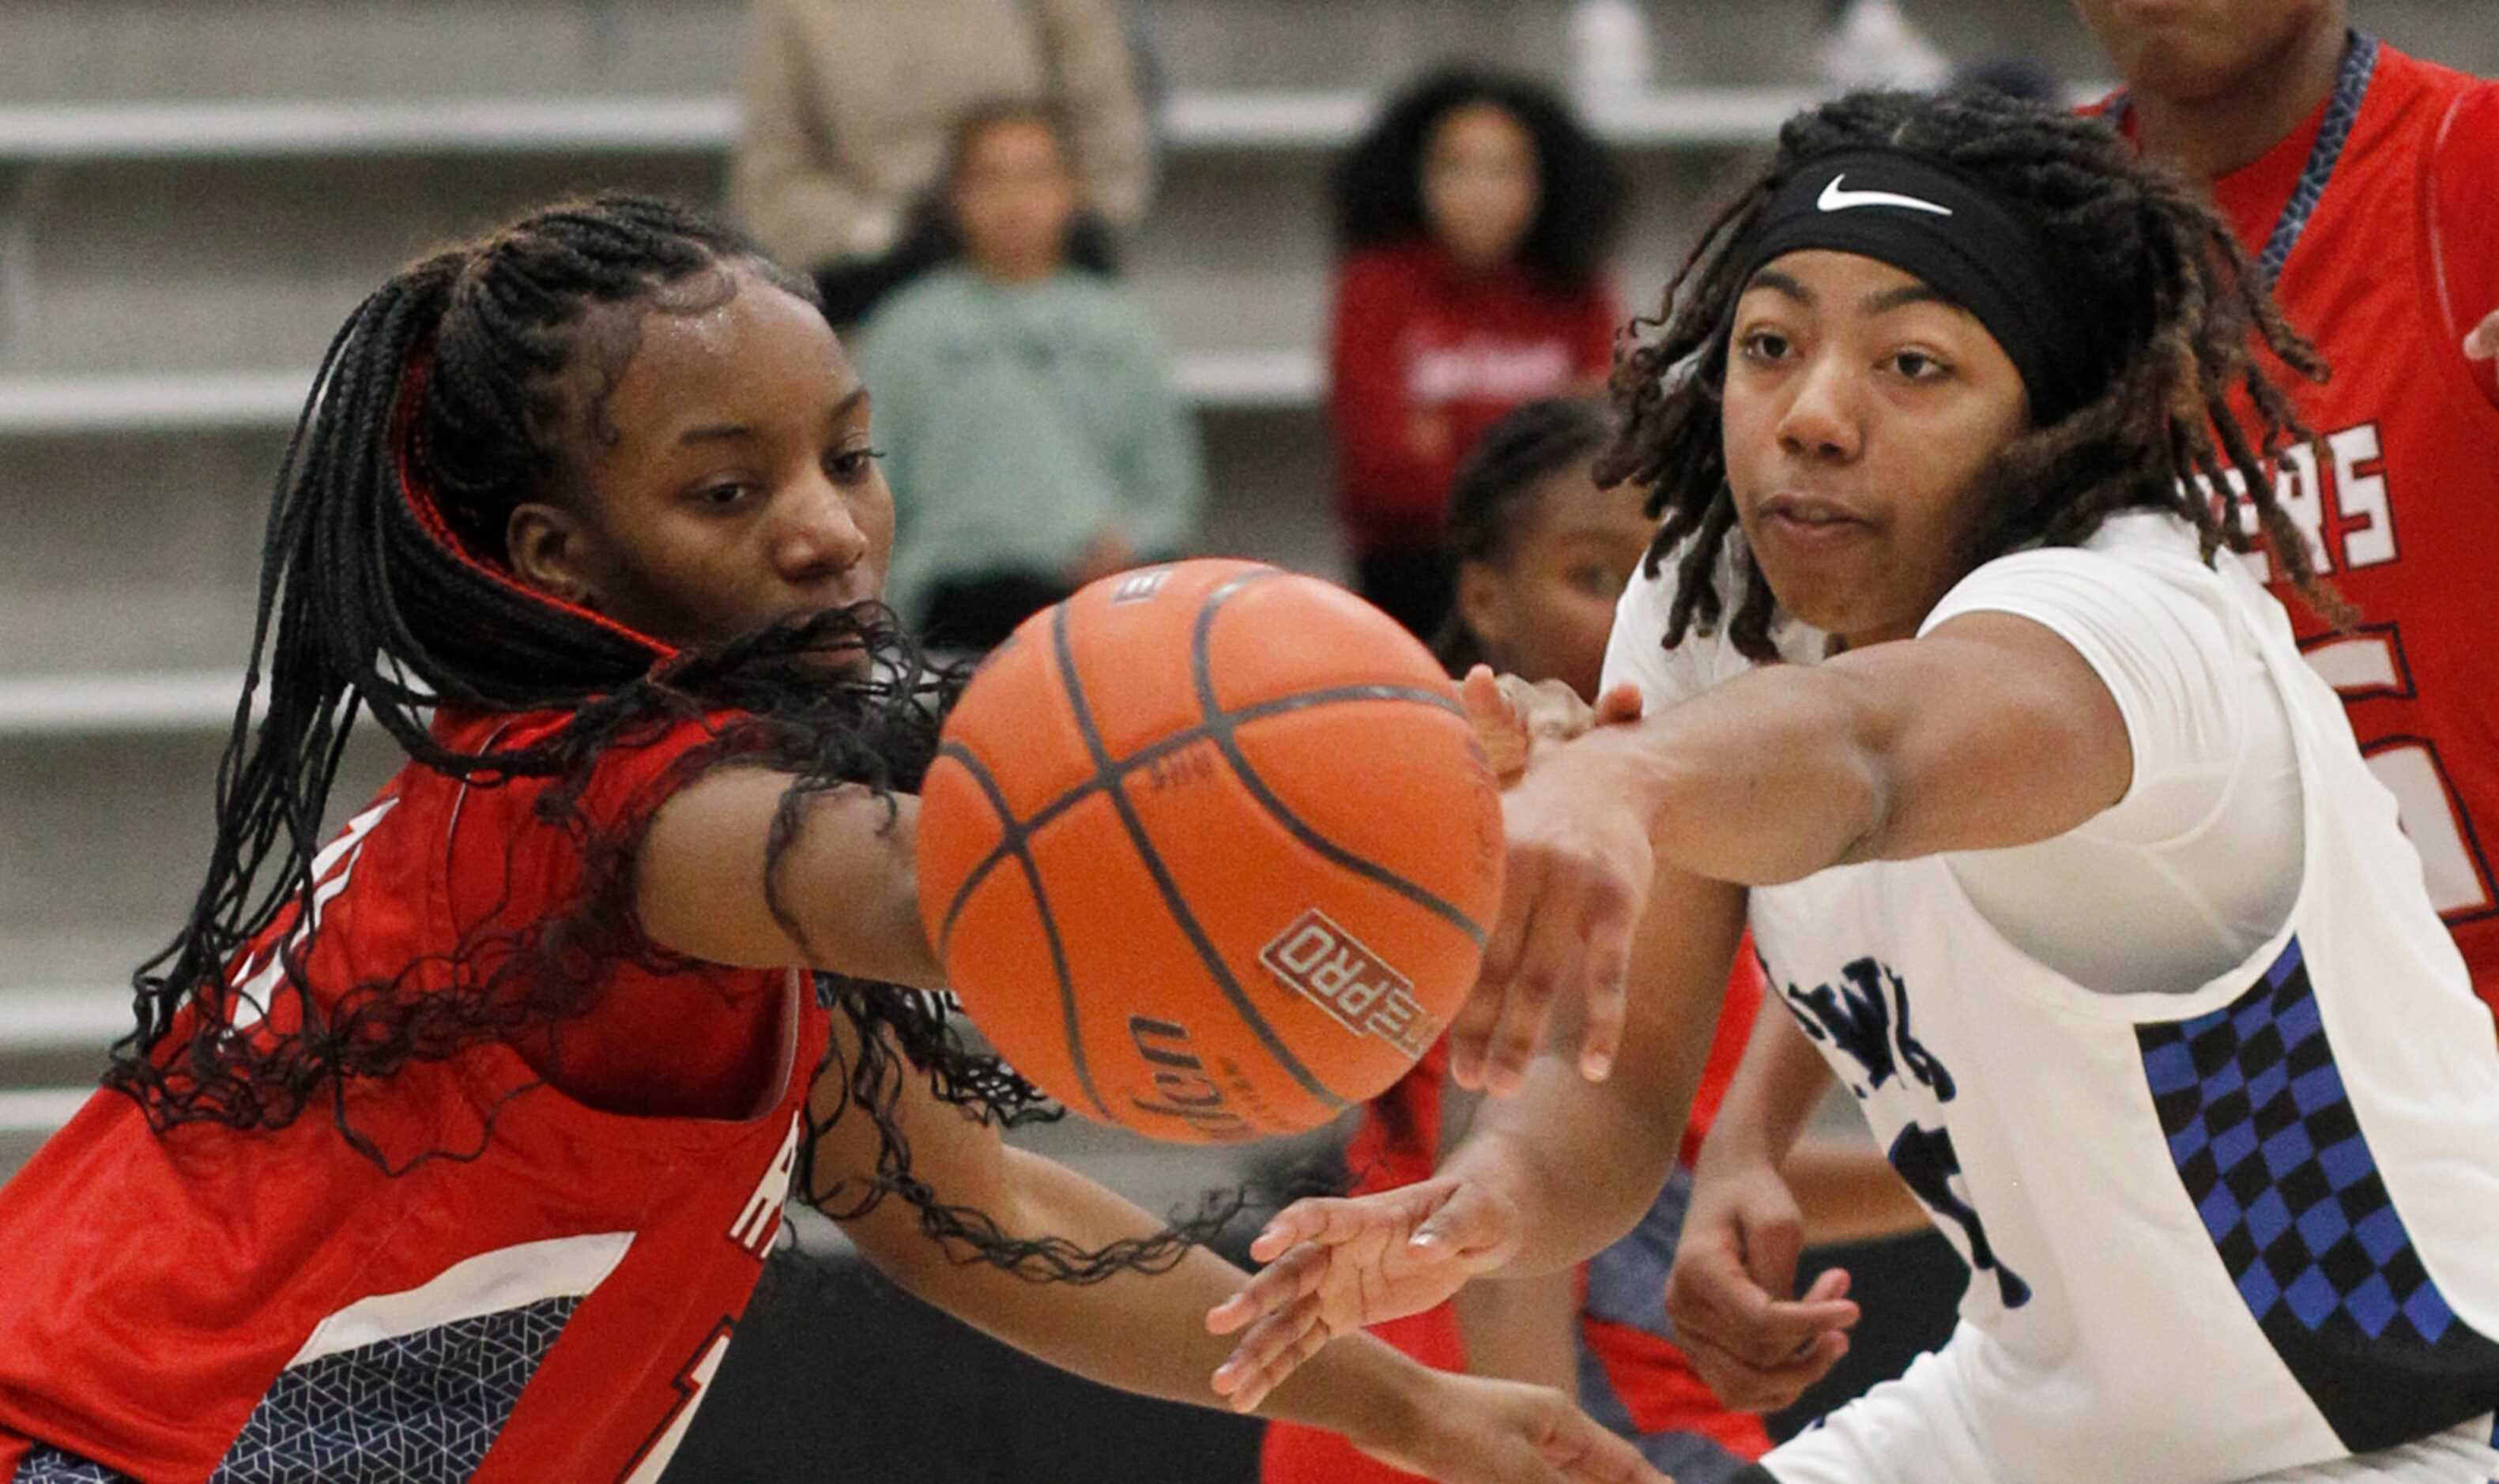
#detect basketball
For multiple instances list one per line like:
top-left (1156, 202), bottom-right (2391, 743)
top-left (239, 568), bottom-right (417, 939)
top-left (915, 559), bottom-right (1506, 1143)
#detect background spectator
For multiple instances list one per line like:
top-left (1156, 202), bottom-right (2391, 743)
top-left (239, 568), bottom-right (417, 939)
top-left (860, 103), bottom-right (1205, 651)
top-left (732, 0), bottom-right (1154, 323)
top-left (1328, 68), bottom-right (1626, 642)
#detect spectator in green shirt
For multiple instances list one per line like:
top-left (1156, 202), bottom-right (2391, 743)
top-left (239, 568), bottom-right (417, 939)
top-left (861, 103), bottom-right (1206, 651)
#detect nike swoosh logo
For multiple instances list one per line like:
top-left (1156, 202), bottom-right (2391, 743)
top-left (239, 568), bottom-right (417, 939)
top-left (1817, 175), bottom-right (1954, 216)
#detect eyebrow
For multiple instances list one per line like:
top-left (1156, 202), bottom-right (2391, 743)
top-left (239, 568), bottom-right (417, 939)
top-left (1746, 269), bottom-right (1813, 307)
top-left (671, 386), bottom-right (869, 447)
top-left (1861, 282), bottom-right (1964, 317)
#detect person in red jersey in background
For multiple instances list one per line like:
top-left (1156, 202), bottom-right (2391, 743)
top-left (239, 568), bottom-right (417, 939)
top-left (2079, 0), bottom-right (2499, 1010)
top-left (1261, 400), bottom-right (1925, 1484)
top-left (1327, 70), bottom-right (1627, 642)
top-left (0, 195), bottom-right (1665, 1484)
top-left (1653, 4), bottom-right (2499, 1419)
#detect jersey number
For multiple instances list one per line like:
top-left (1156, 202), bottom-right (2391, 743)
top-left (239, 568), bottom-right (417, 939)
top-left (2303, 630), bottom-right (2497, 920)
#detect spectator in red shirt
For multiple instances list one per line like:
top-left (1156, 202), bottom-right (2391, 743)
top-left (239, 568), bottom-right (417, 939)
top-left (1328, 69), bottom-right (1626, 639)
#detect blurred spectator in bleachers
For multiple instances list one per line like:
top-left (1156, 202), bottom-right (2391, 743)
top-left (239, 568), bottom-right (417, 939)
top-left (1328, 68), bottom-right (1626, 641)
top-left (731, 0), bottom-right (1154, 325)
top-left (859, 104), bottom-right (1204, 652)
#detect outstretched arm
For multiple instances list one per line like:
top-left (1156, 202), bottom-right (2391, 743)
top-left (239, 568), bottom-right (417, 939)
top-left (1454, 609), bottom-right (2130, 1090)
top-left (635, 769), bottom-right (944, 990)
top-left (805, 1019), bottom-right (1666, 1484)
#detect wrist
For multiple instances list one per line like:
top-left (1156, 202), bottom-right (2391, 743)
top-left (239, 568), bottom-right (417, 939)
top-left (1535, 719), bottom-right (1672, 834)
top-left (1268, 1334), bottom-right (1429, 1450)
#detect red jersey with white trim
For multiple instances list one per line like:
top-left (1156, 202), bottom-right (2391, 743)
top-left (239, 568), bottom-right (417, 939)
top-left (2139, 41), bottom-right (2499, 1016)
top-left (0, 709), bottom-right (827, 1484)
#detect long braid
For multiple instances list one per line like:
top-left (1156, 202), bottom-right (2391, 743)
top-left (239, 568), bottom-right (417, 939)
top-left (1600, 89), bottom-right (2346, 663)
top-left (110, 194), bottom-right (1206, 1280)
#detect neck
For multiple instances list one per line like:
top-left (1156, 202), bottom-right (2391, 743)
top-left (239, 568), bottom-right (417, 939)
top-left (2127, 17), bottom-right (2348, 180)
top-left (972, 252), bottom-right (1061, 286)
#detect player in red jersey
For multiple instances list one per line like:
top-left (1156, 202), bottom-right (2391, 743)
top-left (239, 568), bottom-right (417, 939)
top-left (1649, 5), bottom-right (2499, 1418)
top-left (0, 197), bottom-right (1663, 1484)
top-left (2078, 0), bottom-right (2499, 1012)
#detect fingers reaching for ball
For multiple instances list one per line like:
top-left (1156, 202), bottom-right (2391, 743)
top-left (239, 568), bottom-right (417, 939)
top-left (1207, 1179), bottom-right (1522, 1410)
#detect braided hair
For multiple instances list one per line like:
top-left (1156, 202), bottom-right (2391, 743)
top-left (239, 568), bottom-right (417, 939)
top-left (107, 194), bottom-right (1218, 1281)
top-left (1430, 396), bottom-right (1617, 676)
top-left (1598, 88), bottom-right (2344, 661)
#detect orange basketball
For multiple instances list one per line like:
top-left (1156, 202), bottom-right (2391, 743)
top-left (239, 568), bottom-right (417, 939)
top-left (915, 559), bottom-right (1505, 1143)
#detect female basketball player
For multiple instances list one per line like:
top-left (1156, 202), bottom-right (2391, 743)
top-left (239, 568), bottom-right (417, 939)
top-left (1260, 399), bottom-right (1929, 1484)
top-left (0, 196), bottom-right (1659, 1484)
top-left (1208, 89), bottom-right (2499, 1483)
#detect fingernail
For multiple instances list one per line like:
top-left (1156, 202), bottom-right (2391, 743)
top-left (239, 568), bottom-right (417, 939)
top-left (1582, 1049), bottom-right (1613, 1079)
top-left (1410, 1229), bottom-right (1442, 1250)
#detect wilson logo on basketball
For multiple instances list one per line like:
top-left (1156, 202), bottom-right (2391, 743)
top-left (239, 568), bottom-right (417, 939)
top-left (1111, 567), bottom-right (1173, 604)
top-left (1259, 910), bottom-right (1434, 1058)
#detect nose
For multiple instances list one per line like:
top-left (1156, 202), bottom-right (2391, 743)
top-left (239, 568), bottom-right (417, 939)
top-left (1776, 351), bottom-right (1862, 464)
top-left (773, 471), bottom-right (871, 588)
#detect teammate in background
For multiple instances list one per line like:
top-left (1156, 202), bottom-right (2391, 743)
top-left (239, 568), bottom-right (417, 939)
top-left (1660, 4), bottom-right (2499, 1424)
top-left (0, 196), bottom-right (1660, 1484)
top-left (1209, 89), bottom-right (2499, 1483)
top-left (1328, 69), bottom-right (1626, 642)
top-left (1259, 399), bottom-right (1928, 1484)
top-left (2075, 0), bottom-right (2499, 1011)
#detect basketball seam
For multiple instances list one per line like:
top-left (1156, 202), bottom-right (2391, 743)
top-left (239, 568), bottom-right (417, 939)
top-left (929, 740), bottom-right (1112, 1122)
top-left (1046, 598), bottom-right (1347, 1113)
top-left (1190, 574), bottom-right (1491, 950)
top-left (934, 681), bottom-right (1461, 948)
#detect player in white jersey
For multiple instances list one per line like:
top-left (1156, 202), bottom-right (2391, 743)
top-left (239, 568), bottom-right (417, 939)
top-left (1200, 88), bottom-right (2499, 1484)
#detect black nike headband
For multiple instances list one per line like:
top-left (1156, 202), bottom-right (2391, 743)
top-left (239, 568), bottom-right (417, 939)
top-left (1731, 150), bottom-right (2112, 425)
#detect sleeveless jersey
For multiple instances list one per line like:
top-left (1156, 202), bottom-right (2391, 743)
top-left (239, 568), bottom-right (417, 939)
top-left (2133, 40), bottom-right (2499, 1014)
top-left (1710, 525), bottom-right (2499, 1482)
top-left (0, 710), bottom-right (827, 1484)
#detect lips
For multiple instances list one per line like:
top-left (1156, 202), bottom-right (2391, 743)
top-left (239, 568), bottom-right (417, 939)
top-left (1755, 492), bottom-right (1873, 552)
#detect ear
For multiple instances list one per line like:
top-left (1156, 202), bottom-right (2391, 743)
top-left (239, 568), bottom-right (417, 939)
top-left (1453, 559), bottom-right (1509, 659)
top-left (505, 501), bottom-right (601, 609)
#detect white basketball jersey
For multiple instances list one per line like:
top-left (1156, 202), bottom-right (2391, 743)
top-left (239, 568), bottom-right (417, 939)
top-left (1611, 525), bottom-right (2499, 1482)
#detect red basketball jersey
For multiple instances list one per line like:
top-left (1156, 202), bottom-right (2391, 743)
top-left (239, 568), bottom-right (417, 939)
top-left (2138, 40), bottom-right (2499, 1015)
top-left (0, 710), bottom-right (826, 1483)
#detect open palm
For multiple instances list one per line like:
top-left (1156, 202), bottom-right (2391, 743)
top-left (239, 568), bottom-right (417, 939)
top-left (1206, 1177), bottom-right (1523, 1411)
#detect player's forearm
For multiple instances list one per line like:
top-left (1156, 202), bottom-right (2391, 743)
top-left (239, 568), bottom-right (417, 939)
top-left (1701, 999), bottom-right (1834, 1173)
top-left (1557, 665), bottom-right (1890, 888)
top-left (1451, 1267), bottom-right (1581, 1395)
top-left (1444, 1057), bottom-right (1683, 1278)
top-left (860, 1147), bottom-right (1435, 1441)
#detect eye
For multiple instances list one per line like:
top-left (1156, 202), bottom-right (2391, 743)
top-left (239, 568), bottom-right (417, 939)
top-left (1567, 562), bottom-right (1619, 598)
top-left (1739, 328), bottom-right (1793, 363)
top-left (828, 446), bottom-right (887, 484)
top-left (1886, 348), bottom-right (1952, 382)
top-left (692, 480), bottom-right (753, 509)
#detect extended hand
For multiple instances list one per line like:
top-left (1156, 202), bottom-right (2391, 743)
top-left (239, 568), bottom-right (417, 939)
top-left (1355, 1370), bottom-right (1674, 1484)
top-left (1463, 666), bottom-right (1643, 785)
top-left (1664, 1154), bottom-right (1860, 1412)
top-left (1450, 676), bottom-right (1656, 1093)
top-left (1204, 1177), bottom-right (1523, 1412)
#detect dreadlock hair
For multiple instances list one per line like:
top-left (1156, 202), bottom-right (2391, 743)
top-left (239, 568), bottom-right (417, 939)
top-left (107, 193), bottom-right (1221, 1281)
top-left (1597, 88), bottom-right (2346, 663)
top-left (1430, 396), bottom-right (1618, 676)
top-left (1335, 66), bottom-right (1627, 295)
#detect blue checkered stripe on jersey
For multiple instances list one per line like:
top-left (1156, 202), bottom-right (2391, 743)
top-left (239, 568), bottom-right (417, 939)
top-left (2138, 937), bottom-right (2499, 1453)
top-left (10, 1297), bottom-right (576, 1484)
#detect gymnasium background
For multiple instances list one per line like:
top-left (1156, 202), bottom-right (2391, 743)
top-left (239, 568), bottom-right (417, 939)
top-left (1, 2), bottom-right (2492, 1479)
